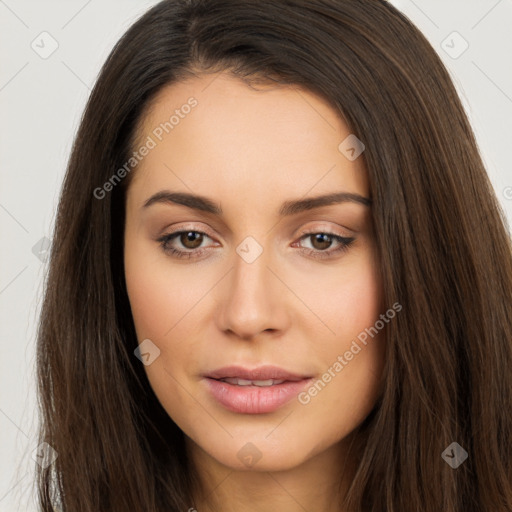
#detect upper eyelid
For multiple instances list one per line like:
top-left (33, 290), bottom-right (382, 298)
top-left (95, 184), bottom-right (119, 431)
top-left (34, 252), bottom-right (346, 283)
top-left (157, 222), bottom-right (214, 237)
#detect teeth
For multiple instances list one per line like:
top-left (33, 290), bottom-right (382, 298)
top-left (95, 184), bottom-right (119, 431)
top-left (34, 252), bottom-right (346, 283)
top-left (221, 378), bottom-right (285, 386)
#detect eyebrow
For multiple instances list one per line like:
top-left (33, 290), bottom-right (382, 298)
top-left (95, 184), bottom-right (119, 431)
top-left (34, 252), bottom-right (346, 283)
top-left (142, 190), bottom-right (372, 216)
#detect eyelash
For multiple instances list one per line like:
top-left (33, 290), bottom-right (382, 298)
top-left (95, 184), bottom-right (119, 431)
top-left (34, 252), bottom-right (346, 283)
top-left (156, 229), bottom-right (355, 260)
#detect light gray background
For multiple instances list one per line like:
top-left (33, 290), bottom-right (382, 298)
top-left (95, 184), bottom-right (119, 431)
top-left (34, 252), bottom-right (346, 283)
top-left (1, 1), bottom-right (511, 510)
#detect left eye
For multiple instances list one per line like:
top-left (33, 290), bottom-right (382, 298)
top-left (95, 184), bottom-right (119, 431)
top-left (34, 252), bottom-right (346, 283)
top-left (293, 232), bottom-right (356, 259)
top-left (157, 230), bottom-right (355, 260)
top-left (157, 230), bottom-right (213, 259)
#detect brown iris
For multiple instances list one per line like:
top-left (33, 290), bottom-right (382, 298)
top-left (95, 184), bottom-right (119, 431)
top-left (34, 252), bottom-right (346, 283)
top-left (180, 231), bottom-right (204, 249)
top-left (309, 233), bottom-right (334, 251)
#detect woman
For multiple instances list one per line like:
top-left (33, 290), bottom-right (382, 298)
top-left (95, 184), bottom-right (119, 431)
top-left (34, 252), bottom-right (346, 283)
top-left (35, 0), bottom-right (512, 510)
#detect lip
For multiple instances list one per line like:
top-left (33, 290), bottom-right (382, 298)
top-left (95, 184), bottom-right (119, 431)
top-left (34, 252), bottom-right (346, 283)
top-left (202, 365), bottom-right (313, 414)
top-left (203, 365), bottom-right (311, 381)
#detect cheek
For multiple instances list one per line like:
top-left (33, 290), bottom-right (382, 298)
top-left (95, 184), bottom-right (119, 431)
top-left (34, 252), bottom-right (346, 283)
top-left (124, 251), bottom-right (169, 341)
top-left (124, 234), bottom-right (202, 341)
top-left (294, 248), bottom-right (386, 413)
top-left (291, 245), bottom-right (384, 358)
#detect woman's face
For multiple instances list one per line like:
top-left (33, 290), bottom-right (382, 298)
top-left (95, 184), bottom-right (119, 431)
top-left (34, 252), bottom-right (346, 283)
top-left (124, 72), bottom-right (386, 473)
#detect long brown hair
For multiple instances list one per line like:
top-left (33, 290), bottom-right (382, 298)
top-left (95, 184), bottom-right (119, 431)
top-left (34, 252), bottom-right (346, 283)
top-left (35, 0), bottom-right (512, 510)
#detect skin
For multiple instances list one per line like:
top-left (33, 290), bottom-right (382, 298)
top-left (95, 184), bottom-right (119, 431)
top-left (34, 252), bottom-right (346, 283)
top-left (124, 72), bottom-right (386, 512)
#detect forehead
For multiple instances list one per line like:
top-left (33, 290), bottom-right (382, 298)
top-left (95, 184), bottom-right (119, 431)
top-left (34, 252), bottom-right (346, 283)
top-left (129, 72), bottom-right (369, 206)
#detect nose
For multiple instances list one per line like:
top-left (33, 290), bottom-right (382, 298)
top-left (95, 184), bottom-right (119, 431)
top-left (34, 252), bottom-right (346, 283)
top-left (215, 242), bottom-right (290, 340)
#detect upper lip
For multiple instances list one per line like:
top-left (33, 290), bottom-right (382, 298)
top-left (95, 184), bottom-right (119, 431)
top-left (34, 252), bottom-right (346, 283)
top-left (204, 365), bottom-right (311, 381)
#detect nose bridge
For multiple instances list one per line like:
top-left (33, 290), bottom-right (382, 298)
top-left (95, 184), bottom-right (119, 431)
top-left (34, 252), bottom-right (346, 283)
top-left (217, 235), bottom-right (286, 338)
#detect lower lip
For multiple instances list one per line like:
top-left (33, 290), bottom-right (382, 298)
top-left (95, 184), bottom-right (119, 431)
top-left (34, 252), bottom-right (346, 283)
top-left (203, 377), bottom-right (313, 414)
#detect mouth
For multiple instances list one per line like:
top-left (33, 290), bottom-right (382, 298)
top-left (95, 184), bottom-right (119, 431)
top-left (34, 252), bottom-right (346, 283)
top-left (204, 364), bottom-right (311, 382)
top-left (212, 377), bottom-right (292, 386)
top-left (202, 365), bottom-right (313, 414)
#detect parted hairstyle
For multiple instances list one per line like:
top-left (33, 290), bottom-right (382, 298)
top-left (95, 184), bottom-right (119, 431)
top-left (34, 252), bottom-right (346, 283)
top-left (35, 0), bottom-right (512, 510)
